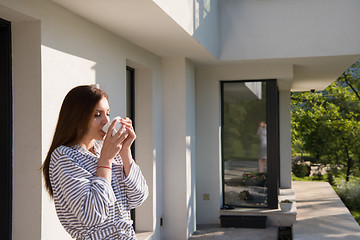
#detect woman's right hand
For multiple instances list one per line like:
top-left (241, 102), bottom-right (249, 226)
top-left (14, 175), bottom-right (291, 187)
top-left (97, 119), bottom-right (128, 182)
top-left (100, 119), bottom-right (128, 162)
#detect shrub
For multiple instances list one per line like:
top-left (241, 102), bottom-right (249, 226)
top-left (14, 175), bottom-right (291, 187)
top-left (312, 172), bottom-right (323, 181)
top-left (336, 178), bottom-right (360, 212)
top-left (292, 163), bottom-right (310, 178)
top-left (327, 173), bottom-right (335, 186)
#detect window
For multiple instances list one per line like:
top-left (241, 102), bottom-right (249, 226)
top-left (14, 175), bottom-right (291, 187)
top-left (221, 80), bottom-right (279, 209)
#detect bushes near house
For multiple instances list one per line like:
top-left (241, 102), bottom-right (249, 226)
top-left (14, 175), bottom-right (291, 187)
top-left (291, 174), bottom-right (324, 182)
top-left (293, 170), bottom-right (360, 225)
top-left (334, 177), bottom-right (360, 224)
top-left (292, 162), bottom-right (310, 178)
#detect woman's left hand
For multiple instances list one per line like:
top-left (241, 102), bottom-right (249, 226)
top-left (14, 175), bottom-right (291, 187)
top-left (119, 117), bottom-right (136, 151)
top-left (117, 117), bottom-right (135, 176)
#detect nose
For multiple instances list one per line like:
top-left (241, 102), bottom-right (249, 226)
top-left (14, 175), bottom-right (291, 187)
top-left (102, 115), bottom-right (110, 124)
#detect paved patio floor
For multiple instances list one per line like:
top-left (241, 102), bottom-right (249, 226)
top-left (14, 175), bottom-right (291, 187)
top-left (293, 181), bottom-right (360, 240)
top-left (188, 181), bottom-right (360, 240)
top-left (189, 225), bottom-right (278, 239)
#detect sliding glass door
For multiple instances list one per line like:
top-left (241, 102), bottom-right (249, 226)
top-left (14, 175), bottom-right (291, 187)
top-left (221, 80), bottom-right (279, 209)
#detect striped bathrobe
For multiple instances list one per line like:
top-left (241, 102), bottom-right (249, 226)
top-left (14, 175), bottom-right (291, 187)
top-left (49, 141), bottom-right (148, 239)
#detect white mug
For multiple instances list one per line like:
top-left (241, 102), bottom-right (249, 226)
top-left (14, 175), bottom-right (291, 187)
top-left (102, 116), bottom-right (125, 136)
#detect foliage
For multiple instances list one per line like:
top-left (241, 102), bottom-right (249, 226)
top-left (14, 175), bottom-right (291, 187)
top-left (223, 82), bottom-right (266, 160)
top-left (242, 172), bottom-right (266, 181)
top-left (242, 172), bottom-right (266, 186)
top-left (294, 174), bottom-right (360, 224)
top-left (351, 210), bottom-right (360, 224)
top-left (312, 172), bottom-right (324, 181)
top-left (291, 174), bottom-right (329, 182)
top-left (327, 173), bottom-right (335, 186)
top-left (291, 59), bottom-right (360, 181)
top-left (334, 177), bottom-right (360, 223)
top-left (292, 163), bottom-right (310, 178)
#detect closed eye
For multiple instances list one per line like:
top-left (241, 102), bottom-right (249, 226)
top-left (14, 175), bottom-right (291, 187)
top-left (94, 110), bottom-right (110, 117)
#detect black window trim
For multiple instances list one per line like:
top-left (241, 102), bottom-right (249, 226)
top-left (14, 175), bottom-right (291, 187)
top-left (220, 79), bottom-right (279, 209)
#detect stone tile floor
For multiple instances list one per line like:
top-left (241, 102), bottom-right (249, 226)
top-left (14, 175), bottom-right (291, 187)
top-left (188, 181), bottom-right (360, 240)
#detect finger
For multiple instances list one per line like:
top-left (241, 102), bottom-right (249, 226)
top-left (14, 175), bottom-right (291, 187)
top-left (104, 120), bottom-right (118, 140)
top-left (113, 124), bottom-right (125, 139)
top-left (119, 124), bottom-right (134, 139)
top-left (120, 117), bottom-right (132, 125)
top-left (121, 123), bottom-right (133, 132)
top-left (124, 125), bottom-right (135, 136)
top-left (108, 119), bottom-right (118, 133)
top-left (120, 118), bottom-right (134, 127)
top-left (116, 130), bottom-right (129, 145)
top-left (122, 126), bottom-right (136, 143)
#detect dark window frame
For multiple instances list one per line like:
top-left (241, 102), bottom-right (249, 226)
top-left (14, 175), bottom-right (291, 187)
top-left (126, 66), bottom-right (136, 229)
top-left (0, 18), bottom-right (12, 240)
top-left (220, 79), bottom-right (279, 209)
top-left (126, 66), bottom-right (135, 156)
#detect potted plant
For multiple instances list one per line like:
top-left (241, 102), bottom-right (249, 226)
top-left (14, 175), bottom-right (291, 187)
top-left (242, 172), bottom-right (267, 186)
top-left (279, 199), bottom-right (293, 212)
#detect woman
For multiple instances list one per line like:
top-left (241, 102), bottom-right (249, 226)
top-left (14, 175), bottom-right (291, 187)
top-left (42, 85), bottom-right (148, 239)
top-left (257, 121), bottom-right (267, 173)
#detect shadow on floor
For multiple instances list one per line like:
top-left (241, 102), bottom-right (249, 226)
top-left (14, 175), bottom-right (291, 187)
top-left (188, 224), bottom-right (280, 240)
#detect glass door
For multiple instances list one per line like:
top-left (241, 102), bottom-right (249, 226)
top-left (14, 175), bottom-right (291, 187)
top-left (221, 80), bottom-right (279, 208)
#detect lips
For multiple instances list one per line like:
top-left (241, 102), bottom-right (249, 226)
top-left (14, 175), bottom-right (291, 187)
top-left (101, 128), bottom-right (107, 135)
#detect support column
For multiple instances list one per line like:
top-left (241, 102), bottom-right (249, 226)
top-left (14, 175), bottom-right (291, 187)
top-left (279, 90), bottom-right (292, 189)
top-left (12, 20), bottom-right (42, 240)
top-left (162, 57), bottom-right (196, 240)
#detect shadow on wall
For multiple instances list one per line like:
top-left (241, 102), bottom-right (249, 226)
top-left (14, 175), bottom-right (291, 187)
top-left (192, 0), bottom-right (219, 58)
top-left (40, 4), bottom-right (130, 116)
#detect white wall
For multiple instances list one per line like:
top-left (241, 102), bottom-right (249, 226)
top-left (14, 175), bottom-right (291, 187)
top-left (195, 67), bottom-right (222, 224)
top-left (162, 57), bottom-right (196, 239)
top-left (12, 20), bottom-right (42, 240)
top-left (131, 62), bottom-right (164, 240)
top-left (279, 91), bottom-right (292, 189)
top-left (185, 59), bottom-right (196, 236)
top-left (219, 0), bottom-right (360, 60)
top-left (3, 0), bottom-right (330, 238)
top-left (196, 64), bottom-right (294, 224)
top-left (0, 0), bottom-right (163, 239)
top-left (153, 0), bottom-right (219, 58)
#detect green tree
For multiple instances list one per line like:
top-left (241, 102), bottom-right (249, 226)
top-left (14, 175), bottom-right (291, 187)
top-left (291, 59), bottom-right (360, 181)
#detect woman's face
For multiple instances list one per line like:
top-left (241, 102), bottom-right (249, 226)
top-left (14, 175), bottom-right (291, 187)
top-left (84, 97), bottom-right (110, 141)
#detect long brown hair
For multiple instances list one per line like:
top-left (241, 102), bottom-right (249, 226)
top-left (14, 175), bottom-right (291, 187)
top-left (42, 85), bottom-right (108, 198)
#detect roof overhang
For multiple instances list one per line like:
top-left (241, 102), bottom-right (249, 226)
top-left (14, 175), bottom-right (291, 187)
top-left (51, 0), bottom-right (216, 63)
top-left (51, 0), bottom-right (360, 92)
top-left (291, 55), bottom-right (360, 92)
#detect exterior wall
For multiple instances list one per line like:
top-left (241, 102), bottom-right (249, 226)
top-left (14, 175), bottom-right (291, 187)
top-left (279, 91), bottom-right (292, 189)
top-left (0, 0), bottom-right (163, 239)
top-left (154, 0), bottom-right (219, 58)
top-left (195, 68), bottom-right (222, 225)
top-left (185, 59), bottom-right (197, 236)
top-left (130, 64), bottom-right (163, 240)
top-left (162, 57), bottom-right (196, 239)
top-left (196, 64), bottom-right (293, 224)
top-left (219, 0), bottom-right (360, 60)
top-left (12, 20), bottom-right (42, 240)
top-left (5, 0), bottom-right (355, 238)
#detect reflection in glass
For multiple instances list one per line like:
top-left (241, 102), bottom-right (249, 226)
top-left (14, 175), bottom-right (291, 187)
top-left (222, 81), bottom-right (268, 208)
top-left (257, 121), bottom-right (267, 173)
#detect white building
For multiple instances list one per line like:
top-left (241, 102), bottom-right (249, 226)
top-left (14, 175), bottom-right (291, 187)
top-left (1, 0), bottom-right (360, 239)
